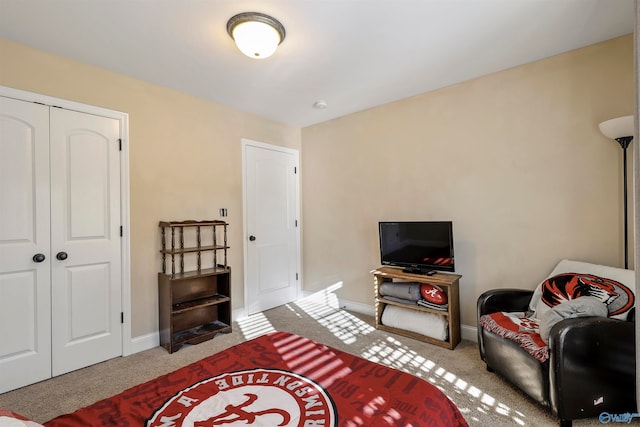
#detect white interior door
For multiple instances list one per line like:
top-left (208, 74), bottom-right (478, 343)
top-left (244, 140), bottom-right (300, 315)
top-left (50, 108), bottom-right (122, 376)
top-left (0, 97), bottom-right (52, 393)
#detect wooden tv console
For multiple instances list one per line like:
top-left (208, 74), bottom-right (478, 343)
top-left (372, 266), bottom-right (461, 350)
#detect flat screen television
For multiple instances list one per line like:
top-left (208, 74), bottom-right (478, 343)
top-left (379, 221), bottom-right (455, 274)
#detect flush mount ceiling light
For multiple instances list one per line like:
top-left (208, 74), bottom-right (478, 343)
top-left (226, 12), bottom-right (286, 59)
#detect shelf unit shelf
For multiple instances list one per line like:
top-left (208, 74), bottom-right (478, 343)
top-left (376, 297), bottom-right (449, 316)
top-left (160, 244), bottom-right (229, 255)
top-left (166, 266), bottom-right (230, 280)
top-left (158, 220), bottom-right (231, 353)
top-left (172, 320), bottom-right (232, 348)
top-left (172, 294), bottom-right (231, 314)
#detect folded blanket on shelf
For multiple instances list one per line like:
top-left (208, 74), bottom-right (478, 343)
top-left (381, 295), bottom-right (417, 305)
top-left (417, 300), bottom-right (448, 311)
top-left (379, 282), bottom-right (422, 301)
top-left (381, 305), bottom-right (448, 341)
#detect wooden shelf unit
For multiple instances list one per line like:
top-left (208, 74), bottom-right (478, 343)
top-left (373, 266), bottom-right (461, 350)
top-left (158, 220), bottom-right (231, 353)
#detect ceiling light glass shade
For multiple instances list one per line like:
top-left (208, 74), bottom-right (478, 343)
top-left (227, 12), bottom-right (285, 59)
top-left (599, 115), bottom-right (634, 139)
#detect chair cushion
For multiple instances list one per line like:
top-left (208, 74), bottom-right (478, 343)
top-left (528, 259), bottom-right (635, 321)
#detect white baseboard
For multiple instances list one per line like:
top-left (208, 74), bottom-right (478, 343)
top-left (339, 298), bottom-right (376, 316)
top-left (461, 324), bottom-right (478, 343)
top-left (127, 297), bottom-right (478, 354)
top-left (232, 307), bottom-right (247, 321)
top-left (129, 331), bottom-right (159, 354)
top-left (128, 308), bottom-right (248, 355)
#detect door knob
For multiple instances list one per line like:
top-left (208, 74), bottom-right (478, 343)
top-left (32, 253), bottom-right (46, 263)
top-left (249, 235), bottom-right (256, 241)
top-left (56, 252), bottom-right (68, 261)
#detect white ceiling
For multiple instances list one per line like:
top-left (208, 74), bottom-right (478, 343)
top-left (0, 0), bottom-right (634, 127)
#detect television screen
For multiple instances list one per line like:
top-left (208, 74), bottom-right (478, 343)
top-left (379, 221), bottom-right (454, 274)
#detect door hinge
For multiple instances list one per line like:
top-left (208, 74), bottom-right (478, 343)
top-left (121, 312), bottom-right (124, 324)
top-left (294, 166), bottom-right (297, 174)
top-left (296, 273), bottom-right (299, 280)
top-left (120, 226), bottom-right (123, 236)
top-left (118, 139), bottom-right (122, 151)
top-left (295, 219), bottom-right (298, 227)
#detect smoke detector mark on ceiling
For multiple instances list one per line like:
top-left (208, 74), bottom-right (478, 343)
top-left (313, 100), bottom-right (328, 109)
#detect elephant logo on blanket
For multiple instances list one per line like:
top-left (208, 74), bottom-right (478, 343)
top-left (146, 368), bottom-right (336, 427)
top-left (540, 273), bottom-right (634, 317)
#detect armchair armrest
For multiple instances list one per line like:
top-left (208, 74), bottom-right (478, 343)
top-left (477, 289), bottom-right (533, 361)
top-left (477, 289), bottom-right (533, 317)
top-left (548, 317), bottom-right (636, 420)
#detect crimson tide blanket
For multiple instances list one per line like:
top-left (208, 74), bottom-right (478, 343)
top-left (479, 312), bottom-right (549, 363)
top-left (43, 331), bottom-right (467, 427)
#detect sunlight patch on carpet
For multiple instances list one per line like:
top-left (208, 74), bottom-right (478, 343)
top-left (237, 311), bottom-right (276, 340)
top-left (361, 335), bottom-right (527, 426)
top-left (291, 282), bottom-right (375, 345)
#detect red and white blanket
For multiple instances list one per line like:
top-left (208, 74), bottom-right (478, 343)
top-left (36, 331), bottom-right (467, 427)
top-left (0, 408), bottom-right (42, 426)
top-left (479, 312), bottom-right (549, 363)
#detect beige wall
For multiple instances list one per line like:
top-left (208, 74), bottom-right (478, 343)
top-left (301, 35), bottom-right (634, 328)
top-left (0, 38), bottom-right (301, 338)
top-left (0, 34), bottom-right (633, 338)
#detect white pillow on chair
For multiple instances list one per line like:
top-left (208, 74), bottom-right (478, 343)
top-left (538, 296), bottom-right (608, 343)
top-left (529, 259), bottom-right (635, 321)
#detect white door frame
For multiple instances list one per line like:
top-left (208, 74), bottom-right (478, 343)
top-left (241, 138), bottom-right (301, 318)
top-left (0, 85), bottom-right (133, 356)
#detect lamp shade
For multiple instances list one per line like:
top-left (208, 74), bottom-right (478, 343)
top-left (227, 12), bottom-right (285, 59)
top-left (599, 115), bottom-right (634, 140)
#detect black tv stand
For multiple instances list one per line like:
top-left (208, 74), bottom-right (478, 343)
top-left (402, 267), bottom-right (436, 276)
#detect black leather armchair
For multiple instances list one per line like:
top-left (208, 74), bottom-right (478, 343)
top-left (477, 289), bottom-right (636, 427)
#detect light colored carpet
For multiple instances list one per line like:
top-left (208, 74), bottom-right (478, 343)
top-left (0, 297), bottom-right (615, 426)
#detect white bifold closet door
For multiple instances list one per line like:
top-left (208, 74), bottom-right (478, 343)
top-left (0, 96), bottom-right (122, 393)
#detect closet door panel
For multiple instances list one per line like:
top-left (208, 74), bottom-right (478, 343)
top-left (0, 96), bottom-right (51, 393)
top-left (50, 108), bottom-right (122, 376)
top-left (67, 131), bottom-right (110, 238)
top-left (66, 263), bottom-right (111, 338)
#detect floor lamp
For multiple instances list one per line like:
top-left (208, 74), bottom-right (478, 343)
top-left (599, 115), bottom-right (634, 269)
